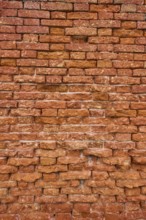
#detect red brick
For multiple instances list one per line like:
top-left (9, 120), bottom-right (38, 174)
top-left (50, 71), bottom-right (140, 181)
top-left (115, 0), bottom-right (144, 3)
top-left (66, 27), bottom-right (97, 36)
top-left (60, 171), bottom-right (91, 180)
top-left (51, 12), bottom-right (66, 19)
top-left (113, 61), bottom-right (143, 68)
top-left (89, 36), bottom-right (119, 44)
top-left (132, 85), bottom-right (146, 93)
top-left (90, 20), bottom-right (121, 28)
top-left (98, 12), bottom-right (114, 19)
top-left (41, 19), bottom-right (72, 27)
top-left (1, 17), bottom-right (23, 25)
top-left (46, 76), bottom-right (62, 84)
top-left (0, 26), bottom-right (15, 33)
top-left (36, 149), bottom-right (66, 158)
top-left (36, 68), bottom-right (67, 75)
top-left (117, 179), bottom-right (146, 188)
top-left (0, 50), bottom-right (20, 58)
top-left (111, 77), bottom-right (140, 84)
top-left (84, 148), bottom-right (112, 157)
top-left (137, 21), bottom-right (146, 29)
top-left (115, 12), bottom-right (145, 21)
top-left (113, 29), bottom-right (143, 37)
top-left (114, 45), bottom-right (144, 52)
top-left (56, 213), bottom-right (72, 220)
top-left (24, 18), bottom-right (40, 26)
top-left (85, 68), bottom-right (116, 75)
top-left (73, 20), bottom-right (90, 27)
top-left (17, 26), bottom-right (49, 34)
top-left (110, 171), bottom-right (140, 180)
top-left (0, 34), bottom-right (21, 41)
top-left (137, 5), bottom-right (146, 12)
top-left (35, 101), bottom-right (66, 109)
top-left (21, 213), bottom-right (50, 220)
top-left (70, 52), bottom-right (85, 59)
top-left (65, 61), bottom-right (96, 68)
top-left (0, 1), bottom-right (22, 8)
top-left (63, 76), bottom-right (93, 83)
top-left (17, 42), bottom-right (49, 50)
top-left (21, 50), bottom-right (37, 58)
top-left (41, 2), bottom-right (72, 10)
top-left (98, 44), bottom-right (113, 51)
top-left (75, 3), bottom-right (89, 10)
top-left (98, 0), bottom-right (113, 2)
top-left (18, 9), bottom-right (50, 18)
top-left (122, 21), bottom-right (136, 29)
top-left (11, 173), bottom-right (41, 182)
top-left (1, 9), bottom-right (17, 17)
top-left (117, 53), bottom-right (134, 61)
top-left (38, 165), bottom-right (67, 174)
top-left (23, 34), bottom-right (38, 42)
top-left (66, 43), bottom-right (97, 52)
top-left (17, 59), bottom-right (48, 67)
top-left (24, 1), bottom-right (40, 9)
top-left (69, 195), bottom-right (97, 203)
top-left (90, 4), bottom-right (120, 12)
top-left (67, 12), bottom-right (96, 19)
top-left (0, 215), bottom-right (17, 220)
top-left (98, 28), bottom-right (112, 36)
top-left (121, 4), bottom-right (136, 12)
top-left (38, 51), bottom-right (69, 59)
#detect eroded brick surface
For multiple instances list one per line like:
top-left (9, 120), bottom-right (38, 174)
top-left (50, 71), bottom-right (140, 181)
top-left (0, 0), bottom-right (146, 219)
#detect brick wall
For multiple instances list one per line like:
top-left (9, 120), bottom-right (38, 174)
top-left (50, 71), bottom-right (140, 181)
top-left (0, 0), bottom-right (146, 219)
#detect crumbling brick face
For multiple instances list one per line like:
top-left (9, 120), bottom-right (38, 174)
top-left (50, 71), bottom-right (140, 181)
top-left (0, 0), bottom-right (146, 219)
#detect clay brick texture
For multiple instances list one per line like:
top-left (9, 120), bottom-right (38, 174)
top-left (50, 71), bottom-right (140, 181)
top-left (0, 0), bottom-right (146, 219)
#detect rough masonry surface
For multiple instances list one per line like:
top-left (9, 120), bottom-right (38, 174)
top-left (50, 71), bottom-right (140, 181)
top-left (0, 0), bottom-right (146, 219)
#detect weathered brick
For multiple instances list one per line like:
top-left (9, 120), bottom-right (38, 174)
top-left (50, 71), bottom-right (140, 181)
top-left (114, 45), bottom-right (144, 52)
top-left (17, 26), bottom-right (49, 34)
top-left (63, 76), bottom-right (93, 83)
top-left (90, 20), bottom-right (121, 28)
top-left (36, 149), bottom-right (66, 158)
top-left (74, 3), bottom-right (89, 11)
top-left (36, 68), bottom-right (67, 75)
top-left (38, 52), bottom-right (69, 59)
top-left (65, 61), bottom-right (96, 68)
top-left (0, 1), bottom-right (22, 8)
top-left (56, 213), bottom-right (72, 220)
top-left (67, 12), bottom-right (97, 19)
top-left (24, 1), bottom-right (40, 9)
top-left (17, 59), bottom-right (48, 67)
top-left (35, 101), bottom-right (66, 109)
top-left (8, 158), bottom-right (39, 166)
top-left (41, 19), bottom-right (72, 27)
top-left (11, 173), bottom-right (41, 182)
top-left (90, 4), bottom-right (120, 12)
top-left (84, 148), bottom-right (112, 157)
top-left (66, 27), bottom-right (97, 36)
top-left (138, 22), bottom-right (146, 30)
top-left (60, 171), bottom-right (91, 180)
top-left (41, 2), bottom-right (73, 11)
top-left (38, 165), bottom-right (67, 174)
top-left (117, 179), bottom-right (146, 188)
top-left (18, 10), bottom-right (50, 18)
top-left (40, 35), bottom-right (70, 43)
top-left (69, 195), bottom-right (97, 203)
top-left (17, 42), bottom-right (49, 50)
top-left (121, 4), bottom-right (136, 12)
top-left (113, 29), bottom-right (143, 37)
